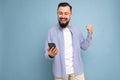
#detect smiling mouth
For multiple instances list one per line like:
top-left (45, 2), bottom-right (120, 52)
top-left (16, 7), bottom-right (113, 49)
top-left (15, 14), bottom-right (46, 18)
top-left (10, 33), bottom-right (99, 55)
top-left (60, 18), bottom-right (67, 22)
top-left (60, 19), bottom-right (66, 22)
top-left (60, 18), bottom-right (67, 20)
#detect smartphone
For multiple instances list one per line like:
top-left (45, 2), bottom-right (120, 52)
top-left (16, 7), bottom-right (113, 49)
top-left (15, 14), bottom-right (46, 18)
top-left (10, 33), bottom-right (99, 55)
top-left (48, 43), bottom-right (56, 49)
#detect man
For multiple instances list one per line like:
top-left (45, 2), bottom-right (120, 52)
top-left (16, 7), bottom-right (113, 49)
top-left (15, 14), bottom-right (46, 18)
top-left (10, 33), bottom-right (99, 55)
top-left (45, 2), bottom-right (93, 80)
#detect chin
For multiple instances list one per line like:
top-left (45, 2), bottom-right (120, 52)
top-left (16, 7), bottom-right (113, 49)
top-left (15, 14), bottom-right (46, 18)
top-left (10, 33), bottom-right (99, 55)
top-left (59, 23), bottom-right (68, 28)
top-left (58, 20), bottom-right (69, 28)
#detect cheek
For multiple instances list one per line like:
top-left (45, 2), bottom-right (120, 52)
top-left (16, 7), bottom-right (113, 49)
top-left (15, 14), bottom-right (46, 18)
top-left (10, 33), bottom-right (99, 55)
top-left (57, 16), bottom-right (60, 20)
top-left (57, 15), bottom-right (61, 19)
top-left (66, 16), bottom-right (71, 20)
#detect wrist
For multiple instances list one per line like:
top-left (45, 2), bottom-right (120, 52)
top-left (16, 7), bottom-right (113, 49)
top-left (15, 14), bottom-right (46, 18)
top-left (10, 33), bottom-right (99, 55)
top-left (88, 31), bottom-right (93, 35)
top-left (48, 55), bottom-right (54, 58)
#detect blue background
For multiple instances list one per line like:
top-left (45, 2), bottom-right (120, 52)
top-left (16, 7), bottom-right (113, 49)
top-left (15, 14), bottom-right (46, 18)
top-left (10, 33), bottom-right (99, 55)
top-left (0, 0), bottom-right (120, 80)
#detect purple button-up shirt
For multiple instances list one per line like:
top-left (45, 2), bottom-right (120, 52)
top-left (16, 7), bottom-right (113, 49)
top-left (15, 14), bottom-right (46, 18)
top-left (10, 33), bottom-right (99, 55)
top-left (45, 23), bottom-right (92, 78)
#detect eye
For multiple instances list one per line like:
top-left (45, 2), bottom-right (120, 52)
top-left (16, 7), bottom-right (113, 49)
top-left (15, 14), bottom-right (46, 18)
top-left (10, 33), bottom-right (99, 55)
top-left (64, 12), bottom-right (70, 15)
top-left (58, 12), bottom-right (63, 15)
top-left (58, 12), bottom-right (70, 15)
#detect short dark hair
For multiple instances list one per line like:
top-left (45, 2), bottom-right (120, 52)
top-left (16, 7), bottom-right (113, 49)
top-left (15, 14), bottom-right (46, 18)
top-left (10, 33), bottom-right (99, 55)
top-left (57, 2), bottom-right (72, 12)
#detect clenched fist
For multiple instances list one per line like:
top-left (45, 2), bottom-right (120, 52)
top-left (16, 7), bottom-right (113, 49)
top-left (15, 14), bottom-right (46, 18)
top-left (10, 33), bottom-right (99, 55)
top-left (86, 24), bottom-right (93, 34)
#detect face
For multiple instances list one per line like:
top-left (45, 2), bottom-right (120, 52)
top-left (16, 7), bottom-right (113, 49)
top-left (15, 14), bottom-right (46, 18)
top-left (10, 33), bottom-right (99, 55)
top-left (57, 6), bottom-right (72, 28)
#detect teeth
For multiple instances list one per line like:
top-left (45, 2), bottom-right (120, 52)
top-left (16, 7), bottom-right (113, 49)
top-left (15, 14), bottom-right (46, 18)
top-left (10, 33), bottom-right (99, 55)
top-left (59, 18), bottom-right (67, 23)
top-left (61, 19), bottom-right (66, 21)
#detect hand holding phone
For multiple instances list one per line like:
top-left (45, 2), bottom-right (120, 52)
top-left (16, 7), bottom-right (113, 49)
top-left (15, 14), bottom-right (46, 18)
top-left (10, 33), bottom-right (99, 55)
top-left (48, 43), bottom-right (57, 58)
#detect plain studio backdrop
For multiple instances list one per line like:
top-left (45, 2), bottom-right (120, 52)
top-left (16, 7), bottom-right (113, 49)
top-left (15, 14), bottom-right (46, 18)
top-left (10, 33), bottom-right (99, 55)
top-left (0, 0), bottom-right (120, 80)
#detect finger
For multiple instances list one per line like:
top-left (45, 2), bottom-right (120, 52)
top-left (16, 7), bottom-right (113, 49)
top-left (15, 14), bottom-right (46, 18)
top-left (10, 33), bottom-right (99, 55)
top-left (87, 26), bottom-right (92, 31)
top-left (49, 47), bottom-right (55, 52)
top-left (48, 48), bottom-right (54, 55)
top-left (52, 47), bottom-right (57, 53)
top-left (54, 50), bottom-right (58, 55)
top-left (55, 48), bottom-right (58, 53)
top-left (53, 48), bottom-right (58, 55)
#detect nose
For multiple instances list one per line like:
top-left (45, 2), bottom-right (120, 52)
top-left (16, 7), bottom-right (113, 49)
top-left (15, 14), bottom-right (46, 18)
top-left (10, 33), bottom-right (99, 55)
top-left (60, 13), bottom-right (66, 18)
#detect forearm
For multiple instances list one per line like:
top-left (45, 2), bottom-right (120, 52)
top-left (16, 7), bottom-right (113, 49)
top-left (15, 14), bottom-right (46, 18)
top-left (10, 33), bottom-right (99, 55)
top-left (80, 34), bottom-right (92, 50)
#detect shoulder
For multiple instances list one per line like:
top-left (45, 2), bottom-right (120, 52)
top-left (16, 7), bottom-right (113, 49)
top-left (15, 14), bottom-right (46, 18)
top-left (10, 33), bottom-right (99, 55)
top-left (70, 25), bottom-right (81, 33)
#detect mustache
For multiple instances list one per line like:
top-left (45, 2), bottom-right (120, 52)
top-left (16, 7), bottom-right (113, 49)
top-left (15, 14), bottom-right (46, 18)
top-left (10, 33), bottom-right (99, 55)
top-left (59, 18), bottom-right (67, 20)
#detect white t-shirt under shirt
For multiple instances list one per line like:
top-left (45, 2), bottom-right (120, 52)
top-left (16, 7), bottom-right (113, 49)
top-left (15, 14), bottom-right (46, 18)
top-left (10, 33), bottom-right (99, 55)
top-left (63, 27), bottom-right (74, 74)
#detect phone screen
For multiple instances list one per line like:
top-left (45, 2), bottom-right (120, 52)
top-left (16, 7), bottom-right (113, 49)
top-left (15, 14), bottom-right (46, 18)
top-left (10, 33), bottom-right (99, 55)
top-left (48, 43), bottom-right (56, 49)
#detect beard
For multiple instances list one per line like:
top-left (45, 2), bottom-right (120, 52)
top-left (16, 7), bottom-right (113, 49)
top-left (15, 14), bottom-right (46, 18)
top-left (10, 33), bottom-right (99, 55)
top-left (58, 18), bottom-right (70, 28)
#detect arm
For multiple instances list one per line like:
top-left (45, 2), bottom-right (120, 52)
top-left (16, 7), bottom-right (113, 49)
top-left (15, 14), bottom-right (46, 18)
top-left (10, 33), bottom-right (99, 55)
top-left (80, 24), bottom-right (93, 50)
top-left (45, 30), bottom-right (58, 60)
